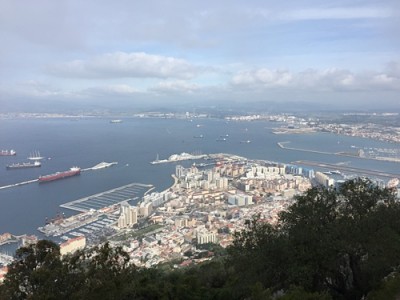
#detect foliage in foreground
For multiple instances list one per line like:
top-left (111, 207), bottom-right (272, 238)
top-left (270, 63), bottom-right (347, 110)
top-left (0, 179), bottom-right (399, 300)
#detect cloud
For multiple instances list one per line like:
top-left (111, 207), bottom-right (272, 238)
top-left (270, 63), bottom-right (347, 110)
top-left (48, 52), bottom-right (200, 79)
top-left (276, 7), bottom-right (392, 21)
top-left (0, 1), bottom-right (85, 49)
top-left (150, 80), bottom-right (200, 94)
top-left (231, 67), bottom-right (400, 92)
top-left (385, 61), bottom-right (400, 77)
top-left (83, 84), bottom-right (141, 97)
top-left (0, 80), bottom-right (75, 99)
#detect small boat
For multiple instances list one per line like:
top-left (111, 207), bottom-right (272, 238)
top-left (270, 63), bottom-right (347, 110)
top-left (240, 140), bottom-right (251, 144)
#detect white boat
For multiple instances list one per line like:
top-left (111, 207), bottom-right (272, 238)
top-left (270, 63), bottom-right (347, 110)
top-left (28, 151), bottom-right (44, 160)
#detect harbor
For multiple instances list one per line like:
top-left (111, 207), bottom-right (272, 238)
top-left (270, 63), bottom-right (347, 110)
top-left (1, 117), bottom-right (399, 240)
top-left (38, 182), bottom-right (154, 240)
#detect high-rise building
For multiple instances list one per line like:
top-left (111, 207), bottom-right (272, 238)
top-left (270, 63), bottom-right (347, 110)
top-left (176, 165), bottom-right (185, 178)
top-left (117, 202), bottom-right (138, 228)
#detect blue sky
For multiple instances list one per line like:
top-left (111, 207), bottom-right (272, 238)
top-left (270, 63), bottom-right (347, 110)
top-left (0, 0), bottom-right (399, 110)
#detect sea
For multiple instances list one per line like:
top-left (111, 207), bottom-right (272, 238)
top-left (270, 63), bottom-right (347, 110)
top-left (0, 117), bottom-right (399, 238)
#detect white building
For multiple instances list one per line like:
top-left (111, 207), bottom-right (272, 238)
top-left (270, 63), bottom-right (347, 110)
top-left (227, 193), bottom-right (253, 206)
top-left (60, 236), bottom-right (86, 256)
top-left (315, 171), bottom-right (335, 188)
top-left (117, 202), bottom-right (138, 228)
top-left (197, 230), bottom-right (217, 244)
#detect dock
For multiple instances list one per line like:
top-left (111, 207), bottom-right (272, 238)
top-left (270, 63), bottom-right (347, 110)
top-left (60, 183), bottom-right (154, 212)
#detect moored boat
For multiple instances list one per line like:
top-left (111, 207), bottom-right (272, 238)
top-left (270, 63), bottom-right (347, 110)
top-left (28, 151), bottom-right (44, 160)
top-left (0, 149), bottom-right (16, 156)
top-left (39, 167), bottom-right (81, 183)
top-left (6, 161), bottom-right (41, 169)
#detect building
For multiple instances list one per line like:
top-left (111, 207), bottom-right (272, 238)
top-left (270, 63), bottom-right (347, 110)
top-left (176, 165), bottom-right (185, 178)
top-left (60, 236), bottom-right (86, 256)
top-left (0, 266), bottom-right (8, 283)
top-left (315, 171), bottom-right (335, 188)
top-left (117, 202), bottom-right (138, 228)
top-left (196, 230), bottom-right (217, 244)
top-left (227, 193), bottom-right (253, 206)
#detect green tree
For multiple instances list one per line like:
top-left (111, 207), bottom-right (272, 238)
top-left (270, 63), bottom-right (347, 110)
top-left (227, 178), bottom-right (400, 300)
top-left (1, 240), bottom-right (64, 300)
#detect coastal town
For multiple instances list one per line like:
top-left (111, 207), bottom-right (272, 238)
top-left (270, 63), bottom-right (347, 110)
top-left (0, 110), bottom-right (399, 280)
top-left (2, 150), bottom-right (399, 281)
top-left (226, 112), bottom-right (400, 144)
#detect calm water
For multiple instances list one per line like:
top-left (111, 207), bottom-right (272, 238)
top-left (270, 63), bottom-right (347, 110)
top-left (0, 117), bottom-right (399, 236)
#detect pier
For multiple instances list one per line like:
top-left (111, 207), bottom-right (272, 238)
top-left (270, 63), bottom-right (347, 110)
top-left (61, 183), bottom-right (154, 212)
top-left (0, 179), bottom-right (38, 190)
top-left (293, 160), bottom-right (400, 179)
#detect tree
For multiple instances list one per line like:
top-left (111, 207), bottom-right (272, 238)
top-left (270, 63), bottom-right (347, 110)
top-left (1, 240), bottom-right (64, 300)
top-left (227, 178), bottom-right (400, 300)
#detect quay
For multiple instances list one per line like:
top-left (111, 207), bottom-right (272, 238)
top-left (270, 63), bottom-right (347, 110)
top-left (61, 183), bottom-right (154, 212)
top-left (293, 160), bottom-right (400, 179)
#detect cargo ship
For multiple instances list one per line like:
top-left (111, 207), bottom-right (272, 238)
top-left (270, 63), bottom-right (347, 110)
top-left (38, 167), bottom-right (81, 183)
top-left (6, 161), bottom-right (41, 170)
top-left (0, 149), bottom-right (16, 156)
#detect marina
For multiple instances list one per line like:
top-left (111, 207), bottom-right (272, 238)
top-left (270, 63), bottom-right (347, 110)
top-left (60, 182), bottom-right (154, 212)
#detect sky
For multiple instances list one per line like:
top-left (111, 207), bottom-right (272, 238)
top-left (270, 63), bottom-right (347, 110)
top-left (0, 0), bottom-right (399, 112)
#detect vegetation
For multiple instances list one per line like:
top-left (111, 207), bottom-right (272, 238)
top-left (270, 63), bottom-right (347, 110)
top-left (1, 179), bottom-right (399, 299)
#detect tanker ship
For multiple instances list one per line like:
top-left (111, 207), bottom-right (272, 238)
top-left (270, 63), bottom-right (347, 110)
top-left (38, 167), bottom-right (81, 183)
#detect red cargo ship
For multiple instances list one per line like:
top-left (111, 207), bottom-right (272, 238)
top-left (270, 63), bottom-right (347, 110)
top-left (38, 167), bottom-right (81, 183)
top-left (0, 149), bottom-right (16, 156)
